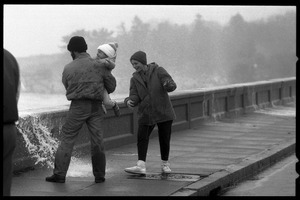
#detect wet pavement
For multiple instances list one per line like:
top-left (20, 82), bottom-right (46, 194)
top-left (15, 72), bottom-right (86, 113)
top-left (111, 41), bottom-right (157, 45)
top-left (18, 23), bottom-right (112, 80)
top-left (221, 153), bottom-right (297, 196)
top-left (11, 103), bottom-right (295, 196)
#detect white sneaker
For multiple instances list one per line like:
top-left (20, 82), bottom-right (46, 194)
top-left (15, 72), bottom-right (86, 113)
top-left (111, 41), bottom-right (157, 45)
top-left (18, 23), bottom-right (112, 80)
top-left (161, 161), bottom-right (171, 173)
top-left (125, 160), bottom-right (146, 174)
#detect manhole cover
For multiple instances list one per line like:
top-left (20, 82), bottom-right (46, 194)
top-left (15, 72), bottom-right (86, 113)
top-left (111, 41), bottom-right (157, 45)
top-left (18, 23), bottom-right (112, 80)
top-left (127, 173), bottom-right (205, 182)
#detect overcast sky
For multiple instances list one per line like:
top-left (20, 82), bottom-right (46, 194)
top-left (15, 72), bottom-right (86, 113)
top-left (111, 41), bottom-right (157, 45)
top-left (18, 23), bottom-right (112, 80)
top-left (3, 5), bottom-right (296, 58)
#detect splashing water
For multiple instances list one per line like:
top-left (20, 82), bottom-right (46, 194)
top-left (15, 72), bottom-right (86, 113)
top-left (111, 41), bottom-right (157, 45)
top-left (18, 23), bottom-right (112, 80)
top-left (254, 104), bottom-right (296, 117)
top-left (67, 156), bottom-right (93, 177)
top-left (16, 115), bottom-right (60, 168)
top-left (16, 114), bottom-right (96, 177)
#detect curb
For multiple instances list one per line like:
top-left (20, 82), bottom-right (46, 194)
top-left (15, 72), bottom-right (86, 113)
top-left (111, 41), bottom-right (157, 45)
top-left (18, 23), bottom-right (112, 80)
top-left (170, 138), bottom-right (295, 196)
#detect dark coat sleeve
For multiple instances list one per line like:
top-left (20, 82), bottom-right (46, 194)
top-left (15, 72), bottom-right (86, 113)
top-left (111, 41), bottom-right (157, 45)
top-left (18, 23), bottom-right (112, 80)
top-left (62, 70), bottom-right (68, 90)
top-left (3, 49), bottom-right (20, 123)
top-left (157, 67), bottom-right (177, 92)
top-left (124, 77), bottom-right (141, 106)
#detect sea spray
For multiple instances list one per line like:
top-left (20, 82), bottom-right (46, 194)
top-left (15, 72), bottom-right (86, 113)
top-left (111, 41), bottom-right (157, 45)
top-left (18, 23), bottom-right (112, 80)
top-left (16, 114), bottom-right (60, 168)
top-left (67, 154), bottom-right (93, 177)
top-left (16, 114), bottom-right (92, 177)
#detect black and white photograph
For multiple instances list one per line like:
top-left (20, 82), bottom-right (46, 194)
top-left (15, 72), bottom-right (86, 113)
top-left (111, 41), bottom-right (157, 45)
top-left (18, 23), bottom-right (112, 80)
top-left (3, 4), bottom-right (297, 196)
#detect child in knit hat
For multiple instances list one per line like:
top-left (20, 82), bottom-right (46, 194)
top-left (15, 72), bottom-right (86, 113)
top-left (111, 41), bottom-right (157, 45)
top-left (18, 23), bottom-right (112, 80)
top-left (95, 42), bottom-right (120, 117)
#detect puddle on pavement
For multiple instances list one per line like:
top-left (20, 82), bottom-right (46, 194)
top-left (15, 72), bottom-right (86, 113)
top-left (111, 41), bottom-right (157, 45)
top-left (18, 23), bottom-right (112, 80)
top-left (127, 173), bottom-right (206, 182)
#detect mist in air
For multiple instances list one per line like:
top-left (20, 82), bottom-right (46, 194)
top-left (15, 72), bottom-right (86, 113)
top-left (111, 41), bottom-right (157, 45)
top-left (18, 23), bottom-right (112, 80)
top-left (4, 5), bottom-right (296, 111)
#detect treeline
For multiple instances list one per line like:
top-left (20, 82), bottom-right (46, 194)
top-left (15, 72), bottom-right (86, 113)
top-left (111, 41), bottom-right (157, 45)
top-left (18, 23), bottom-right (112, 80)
top-left (17, 11), bottom-right (296, 95)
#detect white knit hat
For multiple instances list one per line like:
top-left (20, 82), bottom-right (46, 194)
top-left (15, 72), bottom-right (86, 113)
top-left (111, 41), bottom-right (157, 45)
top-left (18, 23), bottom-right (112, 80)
top-left (97, 42), bottom-right (118, 58)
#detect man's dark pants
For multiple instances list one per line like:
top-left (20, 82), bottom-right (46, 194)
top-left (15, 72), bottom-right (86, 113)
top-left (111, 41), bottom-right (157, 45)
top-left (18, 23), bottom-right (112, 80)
top-left (3, 124), bottom-right (17, 196)
top-left (53, 99), bottom-right (106, 179)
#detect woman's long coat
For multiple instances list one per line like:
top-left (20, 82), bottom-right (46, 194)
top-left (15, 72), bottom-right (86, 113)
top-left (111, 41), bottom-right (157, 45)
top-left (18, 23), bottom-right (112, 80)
top-left (124, 62), bottom-right (177, 125)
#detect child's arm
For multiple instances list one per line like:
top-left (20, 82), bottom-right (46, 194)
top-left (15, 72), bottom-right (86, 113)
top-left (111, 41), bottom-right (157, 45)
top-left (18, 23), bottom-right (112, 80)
top-left (104, 58), bottom-right (116, 70)
top-left (96, 58), bottom-right (115, 71)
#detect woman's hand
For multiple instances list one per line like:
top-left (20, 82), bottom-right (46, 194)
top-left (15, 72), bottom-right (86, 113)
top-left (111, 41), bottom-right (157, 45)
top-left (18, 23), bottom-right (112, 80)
top-left (163, 79), bottom-right (177, 92)
top-left (127, 99), bottom-right (135, 110)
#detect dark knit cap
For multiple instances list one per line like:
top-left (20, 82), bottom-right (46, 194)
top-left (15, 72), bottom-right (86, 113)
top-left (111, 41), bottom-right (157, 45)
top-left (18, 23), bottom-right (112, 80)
top-left (67, 36), bottom-right (88, 52)
top-left (130, 51), bottom-right (147, 65)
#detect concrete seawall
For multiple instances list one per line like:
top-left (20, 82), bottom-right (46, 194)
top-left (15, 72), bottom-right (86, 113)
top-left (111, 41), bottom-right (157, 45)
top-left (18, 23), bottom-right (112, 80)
top-left (13, 77), bottom-right (296, 171)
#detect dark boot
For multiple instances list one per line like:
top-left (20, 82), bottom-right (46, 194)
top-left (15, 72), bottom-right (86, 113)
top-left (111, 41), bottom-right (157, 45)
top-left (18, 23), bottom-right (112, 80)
top-left (95, 177), bottom-right (105, 183)
top-left (45, 174), bottom-right (65, 183)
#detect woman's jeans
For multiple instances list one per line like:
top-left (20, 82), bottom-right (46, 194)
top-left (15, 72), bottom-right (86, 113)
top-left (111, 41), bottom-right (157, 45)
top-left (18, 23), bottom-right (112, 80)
top-left (53, 99), bottom-right (106, 178)
top-left (137, 120), bottom-right (173, 162)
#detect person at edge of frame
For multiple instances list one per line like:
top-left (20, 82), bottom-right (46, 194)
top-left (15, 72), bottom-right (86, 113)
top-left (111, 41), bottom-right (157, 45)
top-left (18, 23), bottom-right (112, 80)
top-left (3, 49), bottom-right (21, 196)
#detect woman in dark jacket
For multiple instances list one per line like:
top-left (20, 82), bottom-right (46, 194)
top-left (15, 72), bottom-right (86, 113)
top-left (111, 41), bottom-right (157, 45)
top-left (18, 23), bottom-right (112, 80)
top-left (124, 51), bottom-right (177, 174)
